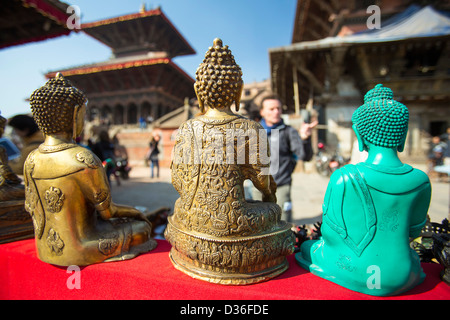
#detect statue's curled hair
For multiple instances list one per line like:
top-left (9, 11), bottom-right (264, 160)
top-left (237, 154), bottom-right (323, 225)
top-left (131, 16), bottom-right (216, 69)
top-left (194, 38), bottom-right (243, 111)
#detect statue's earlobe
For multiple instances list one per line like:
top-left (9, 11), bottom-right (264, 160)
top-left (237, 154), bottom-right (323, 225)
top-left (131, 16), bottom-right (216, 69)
top-left (72, 104), bottom-right (86, 140)
top-left (397, 124), bottom-right (408, 152)
top-left (353, 124), bottom-right (367, 152)
top-left (72, 105), bottom-right (80, 140)
top-left (234, 82), bottom-right (243, 112)
top-left (194, 84), bottom-right (205, 114)
top-left (397, 139), bottom-right (406, 153)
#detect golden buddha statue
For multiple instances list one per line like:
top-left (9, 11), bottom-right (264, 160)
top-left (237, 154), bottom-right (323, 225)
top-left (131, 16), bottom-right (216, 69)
top-left (24, 73), bottom-right (157, 266)
top-left (165, 39), bottom-right (295, 285)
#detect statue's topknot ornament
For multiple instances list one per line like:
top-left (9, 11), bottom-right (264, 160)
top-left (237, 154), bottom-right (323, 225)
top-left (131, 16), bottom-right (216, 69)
top-left (352, 84), bottom-right (409, 149)
top-left (194, 38), bottom-right (243, 112)
top-left (30, 73), bottom-right (87, 135)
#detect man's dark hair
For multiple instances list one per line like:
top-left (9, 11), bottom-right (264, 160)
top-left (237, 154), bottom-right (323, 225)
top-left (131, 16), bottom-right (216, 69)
top-left (8, 114), bottom-right (40, 137)
top-left (260, 94), bottom-right (281, 110)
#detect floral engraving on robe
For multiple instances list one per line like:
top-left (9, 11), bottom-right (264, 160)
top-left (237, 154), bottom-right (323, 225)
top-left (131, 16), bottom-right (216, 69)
top-left (379, 209), bottom-right (399, 232)
top-left (45, 186), bottom-right (65, 213)
top-left (98, 232), bottom-right (120, 256)
top-left (336, 254), bottom-right (355, 272)
top-left (76, 151), bottom-right (99, 168)
top-left (47, 228), bottom-right (64, 255)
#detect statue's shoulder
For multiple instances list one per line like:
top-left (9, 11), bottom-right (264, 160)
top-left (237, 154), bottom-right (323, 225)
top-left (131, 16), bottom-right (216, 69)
top-left (225, 117), bottom-right (264, 132)
top-left (28, 145), bottom-right (102, 179)
top-left (329, 166), bottom-right (347, 185)
top-left (327, 164), bottom-right (364, 190)
top-left (182, 118), bottom-right (195, 125)
top-left (179, 118), bottom-right (199, 130)
top-left (72, 146), bottom-right (103, 169)
top-left (23, 148), bottom-right (39, 170)
top-left (408, 166), bottom-right (431, 186)
top-left (353, 162), bottom-right (431, 193)
top-left (243, 118), bottom-right (264, 130)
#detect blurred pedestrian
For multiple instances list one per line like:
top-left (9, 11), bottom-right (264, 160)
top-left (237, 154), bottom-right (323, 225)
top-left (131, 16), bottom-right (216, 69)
top-left (8, 114), bottom-right (44, 175)
top-left (91, 130), bottom-right (119, 186)
top-left (139, 116), bottom-right (147, 130)
top-left (440, 126), bottom-right (450, 165)
top-left (427, 136), bottom-right (446, 174)
top-left (147, 134), bottom-right (160, 178)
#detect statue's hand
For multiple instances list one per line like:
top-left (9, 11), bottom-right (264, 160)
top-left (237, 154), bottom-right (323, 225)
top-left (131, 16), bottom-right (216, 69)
top-left (129, 209), bottom-right (152, 226)
top-left (113, 204), bottom-right (152, 227)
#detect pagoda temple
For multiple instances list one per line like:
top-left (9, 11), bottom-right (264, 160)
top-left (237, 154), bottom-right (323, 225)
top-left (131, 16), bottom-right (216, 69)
top-left (45, 7), bottom-right (196, 125)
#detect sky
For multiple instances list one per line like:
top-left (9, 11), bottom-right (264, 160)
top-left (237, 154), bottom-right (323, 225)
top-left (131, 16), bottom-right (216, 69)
top-left (0, 0), bottom-right (297, 119)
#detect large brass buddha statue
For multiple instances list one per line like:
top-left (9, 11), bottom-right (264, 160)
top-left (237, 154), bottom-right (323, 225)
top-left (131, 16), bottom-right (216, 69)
top-left (165, 39), bottom-right (295, 285)
top-left (24, 73), bottom-right (157, 266)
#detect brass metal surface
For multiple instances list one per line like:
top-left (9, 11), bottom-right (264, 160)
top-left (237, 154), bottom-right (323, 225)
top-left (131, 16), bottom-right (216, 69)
top-left (165, 39), bottom-right (295, 285)
top-left (24, 73), bottom-right (157, 266)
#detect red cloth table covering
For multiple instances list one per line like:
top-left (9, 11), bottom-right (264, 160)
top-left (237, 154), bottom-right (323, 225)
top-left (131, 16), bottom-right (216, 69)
top-left (1, 239), bottom-right (449, 300)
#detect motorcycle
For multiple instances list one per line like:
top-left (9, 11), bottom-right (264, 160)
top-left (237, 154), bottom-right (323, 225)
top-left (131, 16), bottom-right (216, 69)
top-left (102, 157), bottom-right (131, 187)
top-left (315, 142), bottom-right (348, 176)
top-left (115, 157), bottom-right (131, 180)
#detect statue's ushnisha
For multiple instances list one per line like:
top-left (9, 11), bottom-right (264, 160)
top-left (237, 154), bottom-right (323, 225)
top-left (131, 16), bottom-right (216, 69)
top-left (25, 73), bottom-right (157, 266)
top-left (165, 38), bottom-right (295, 285)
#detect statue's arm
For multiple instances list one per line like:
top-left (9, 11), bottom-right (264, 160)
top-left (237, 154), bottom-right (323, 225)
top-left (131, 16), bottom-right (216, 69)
top-left (247, 167), bottom-right (277, 203)
top-left (321, 169), bottom-right (346, 233)
top-left (244, 123), bottom-right (277, 202)
top-left (170, 122), bottom-right (195, 196)
top-left (81, 166), bottom-right (150, 224)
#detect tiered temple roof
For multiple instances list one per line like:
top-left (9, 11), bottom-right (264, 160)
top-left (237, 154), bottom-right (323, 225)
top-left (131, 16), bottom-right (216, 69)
top-left (46, 7), bottom-right (196, 125)
top-left (0, 0), bottom-right (72, 49)
top-left (81, 8), bottom-right (195, 59)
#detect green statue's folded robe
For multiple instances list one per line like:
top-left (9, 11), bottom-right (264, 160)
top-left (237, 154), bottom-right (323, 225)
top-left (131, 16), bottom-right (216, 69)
top-left (297, 162), bottom-right (431, 296)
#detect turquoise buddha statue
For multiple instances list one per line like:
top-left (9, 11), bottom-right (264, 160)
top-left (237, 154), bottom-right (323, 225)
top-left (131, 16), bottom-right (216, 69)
top-left (296, 84), bottom-right (432, 296)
